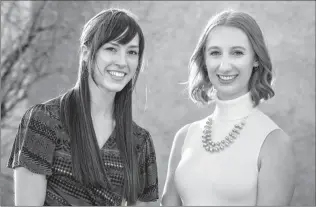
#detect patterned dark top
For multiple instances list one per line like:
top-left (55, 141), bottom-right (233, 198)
top-left (7, 96), bottom-right (159, 206)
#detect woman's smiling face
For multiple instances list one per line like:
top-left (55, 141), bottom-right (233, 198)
top-left (90, 33), bottom-right (140, 93)
top-left (204, 26), bottom-right (258, 100)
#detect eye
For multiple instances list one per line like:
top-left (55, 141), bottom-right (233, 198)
top-left (128, 50), bottom-right (139, 56)
top-left (209, 51), bottom-right (221, 56)
top-left (105, 47), bottom-right (117, 52)
top-left (233, 50), bottom-right (244, 56)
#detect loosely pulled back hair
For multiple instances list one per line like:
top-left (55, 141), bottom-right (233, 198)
top-left (189, 9), bottom-right (275, 106)
top-left (60, 8), bottom-right (145, 205)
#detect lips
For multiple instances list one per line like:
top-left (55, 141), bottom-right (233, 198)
top-left (217, 74), bottom-right (238, 83)
top-left (108, 70), bottom-right (126, 77)
top-left (107, 70), bottom-right (127, 80)
top-left (218, 74), bottom-right (238, 80)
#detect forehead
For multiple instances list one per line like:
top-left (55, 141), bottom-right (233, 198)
top-left (112, 30), bottom-right (140, 46)
top-left (206, 26), bottom-right (251, 49)
top-left (127, 34), bottom-right (139, 45)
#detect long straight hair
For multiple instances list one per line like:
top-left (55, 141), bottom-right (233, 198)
top-left (60, 9), bottom-right (145, 205)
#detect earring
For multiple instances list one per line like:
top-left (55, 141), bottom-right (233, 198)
top-left (253, 61), bottom-right (259, 69)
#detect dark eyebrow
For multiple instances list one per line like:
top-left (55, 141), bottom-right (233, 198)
top-left (108, 42), bottom-right (139, 49)
top-left (128, 45), bottom-right (139, 49)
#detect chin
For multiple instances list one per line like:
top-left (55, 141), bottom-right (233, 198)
top-left (106, 86), bottom-right (125, 93)
top-left (103, 83), bottom-right (129, 93)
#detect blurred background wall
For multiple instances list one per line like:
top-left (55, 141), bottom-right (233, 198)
top-left (1, 1), bottom-right (315, 206)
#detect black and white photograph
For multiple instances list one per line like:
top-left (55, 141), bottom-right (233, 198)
top-left (1, 1), bottom-right (315, 206)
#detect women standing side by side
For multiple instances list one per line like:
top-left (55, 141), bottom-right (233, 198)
top-left (8, 8), bottom-right (158, 206)
top-left (161, 9), bottom-right (295, 206)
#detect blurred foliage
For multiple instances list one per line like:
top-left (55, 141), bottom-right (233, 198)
top-left (1, 1), bottom-right (72, 127)
top-left (1, 1), bottom-right (73, 205)
top-left (1, 1), bottom-right (315, 206)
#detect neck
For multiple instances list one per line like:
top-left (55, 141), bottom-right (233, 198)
top-left (213, 92), bottom-right (254, 121)
top-left (88, 75), bottom-right (115, 119)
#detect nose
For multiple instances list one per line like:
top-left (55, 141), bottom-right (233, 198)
top-left (218, 56), bottom-right (232, 72)
top-left (116, 50), bottom-right (127, 68)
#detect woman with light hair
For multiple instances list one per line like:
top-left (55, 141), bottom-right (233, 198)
top-left (161, 9), bottom-right (295, 206)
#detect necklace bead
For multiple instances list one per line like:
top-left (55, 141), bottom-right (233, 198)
top-left (201, 116), bottom-right (248, 153)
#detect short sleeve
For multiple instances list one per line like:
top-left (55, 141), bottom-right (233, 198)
top-left (7, 104), bottom-right (57, 176)
top-left (138, 131), bottom-right (159, 202)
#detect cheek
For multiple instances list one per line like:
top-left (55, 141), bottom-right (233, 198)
top-left (96, 52), bottom-right (112, 68)
top-left (235, 60), bottom-right (254, 76)
top-left (205, 57), bottom-right (219, 72)
top-left (128, 58), bottom-right (139, 72)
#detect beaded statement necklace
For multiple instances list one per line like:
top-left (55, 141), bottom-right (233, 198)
top-left (201, 116), bottom-right (248, 153)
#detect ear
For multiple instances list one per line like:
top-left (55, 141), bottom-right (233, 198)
top-left (81, 45), bottom-right (89, 62)
top-left (253, 60), bottom-right (259, 68)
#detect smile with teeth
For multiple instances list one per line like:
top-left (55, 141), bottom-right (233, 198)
top-left (108, 71), bottom-right (126, 77)
top-left (218, 74), bottom-right (238, 80)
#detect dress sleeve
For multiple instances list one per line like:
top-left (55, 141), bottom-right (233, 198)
top-left (7, 104), bottom-right (57, 176)
top-left (138, 131), bottom-right (159, 202)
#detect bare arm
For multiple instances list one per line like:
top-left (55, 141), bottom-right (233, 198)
top-left (256, 129), bottom-right (296, 206)
top-left (135, 201), bottom-right (158, 206)
top-left (14, 167), bottom-right (47, 206)
top-left (161, 124), bottom-right (190, 206)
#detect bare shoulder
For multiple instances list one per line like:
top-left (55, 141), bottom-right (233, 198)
top-left (257, 128), bottom-right (296, 205)
top-left (259, 128), bottom-right (294, 164)
top-left (168, 124), bottom-right (190, 157)
top-left (263, 129), bottom-right (292, 151)
top-left (173, 119), bottom-right (201, 148)
top-left (174, 124), bottom-right (191, 142)
top-left (170, 119), bottom-right (204, 157)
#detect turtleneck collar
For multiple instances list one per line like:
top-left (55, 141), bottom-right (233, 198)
top-left (213, 92), bottom-right (255, 121)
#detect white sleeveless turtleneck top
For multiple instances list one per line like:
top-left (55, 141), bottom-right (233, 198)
top-left (174, 92), bottom-right (280, 206)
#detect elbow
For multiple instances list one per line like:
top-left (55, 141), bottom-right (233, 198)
top-left (160, 194), bottom-right (166, 206)
top-left (160, 193), bottom-right (172, 206)
top-left (160, 193), bottom-right (181, 206)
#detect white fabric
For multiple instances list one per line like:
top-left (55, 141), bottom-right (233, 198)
top-left (174, 92), bottom-right (280, 206)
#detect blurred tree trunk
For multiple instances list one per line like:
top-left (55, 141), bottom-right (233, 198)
top-left (0, 1), bottom-right (72, 205)
top-left (1, 1), bottom-right (72, 127)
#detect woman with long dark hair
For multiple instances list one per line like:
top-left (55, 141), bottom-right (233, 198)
top-left (7, 8), bottom-right (158, 206)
